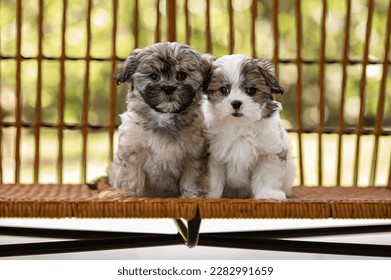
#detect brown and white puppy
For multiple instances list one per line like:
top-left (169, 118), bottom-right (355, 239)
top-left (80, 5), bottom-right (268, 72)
top-left (109, 42), bottom-right (209, 198)
top-left (203, 54), bottom-right (295, 200)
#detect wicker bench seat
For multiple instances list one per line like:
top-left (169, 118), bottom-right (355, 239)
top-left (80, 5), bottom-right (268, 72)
top-left (1, 183), bottom-right (391, 220)
top-left (1, 182), bottom-right (391, 258)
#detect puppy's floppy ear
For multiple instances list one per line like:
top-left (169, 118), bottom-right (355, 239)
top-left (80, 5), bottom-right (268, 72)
top-left (200, 54), bottom-right (215, 91)
top-left (257, 60), bottom-right (284, 95)
top-left (114, 48), bottom-right (142, 85)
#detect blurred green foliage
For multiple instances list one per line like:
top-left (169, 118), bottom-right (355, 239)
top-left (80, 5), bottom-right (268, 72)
top-left (0, 0), bottom-right (390, 184)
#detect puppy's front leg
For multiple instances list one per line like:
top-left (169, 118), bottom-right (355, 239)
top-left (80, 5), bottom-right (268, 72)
top-left (179, 156), bottom-right (206, 198)
top-left (251, 154), bottom-right (286, 200)
top-left (207, 158), bottom-right (225, 198)
top-left (110, 152), bottom-right (145, 197)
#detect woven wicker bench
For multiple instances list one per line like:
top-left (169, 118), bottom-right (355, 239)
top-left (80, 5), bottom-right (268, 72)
top-left (1, 180), bottom-right (391, 257)
top-left (2, 183), bottom-right (391, 220)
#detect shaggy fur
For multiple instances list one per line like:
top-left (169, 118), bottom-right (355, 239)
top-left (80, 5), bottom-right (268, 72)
top-left (108, 42), bottom-right (209, 198)
top-left (203, 54), bottom-right (295, 200)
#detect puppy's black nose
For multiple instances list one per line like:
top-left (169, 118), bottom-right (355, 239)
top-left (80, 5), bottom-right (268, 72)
top-left (162, 86), bottom-right (177, 95)
top-left (231, 100), bottom-right (242, 110)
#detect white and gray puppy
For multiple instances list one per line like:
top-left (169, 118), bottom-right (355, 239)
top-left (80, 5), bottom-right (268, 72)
top-left (109, 42), bottom-right (209, 198)
top-left (203, 54), bottom-right (295, 200)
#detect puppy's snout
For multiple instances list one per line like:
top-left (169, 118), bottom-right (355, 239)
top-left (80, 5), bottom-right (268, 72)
top-left (231, 100), bottom-right (242, 110)
top-left (162, 86), bottom-right (177, 95)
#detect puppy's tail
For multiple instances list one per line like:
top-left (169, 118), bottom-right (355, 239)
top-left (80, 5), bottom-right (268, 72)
top-left (86, 176), bottom-right (110, 190)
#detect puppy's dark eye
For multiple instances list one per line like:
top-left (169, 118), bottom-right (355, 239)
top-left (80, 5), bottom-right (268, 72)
top-left (219, 87), bottom-right (229, 95)
top-left (245, 87), bottom-right (257, 96)
top-left (176, 71), bottom-right (187, 81)
top-left (150, 73), bottom-right (160, 82)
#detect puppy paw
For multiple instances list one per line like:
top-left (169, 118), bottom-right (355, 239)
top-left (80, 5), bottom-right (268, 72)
top-left (207, 191), bottom-right (222, 199)
top-left (221, 186), bottom-right (253, 198)
top-left (180, 190), bottom-right (207, 199)
top-left (98, 188), bottom-right (124, 199)
top-left (113, 183), bottom-right (138, 197)
top-left (254, 189), bottom-right (287, 201)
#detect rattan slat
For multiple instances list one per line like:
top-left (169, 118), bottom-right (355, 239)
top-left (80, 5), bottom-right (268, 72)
top-left (15, 0), bottom-right (22, 184)
top-left (272, 0), bottom-right (280, 78)
top-left (167, 0), bottom-right (176, 42)
top-left (251, 0), bottom-right (257, 58)
top-left (295, 0), bottom-right (304, 186)
top-left (185, 0), bottom-right (190, 45)
top-left (155, 0), bottom-right (161, 42)
top-left (337, 0), bottom-right (352, 187)
top-left (57, 0), bottom-right (68, 184)
top-left (205, 0), bottom-right (212, 53)
top-left (133, 0), bottom-right (139, 48)
top-left (81, 0), bottom-right (93, 183)
top-left (228, 0), bottom-right (234, 54)
top-left (109, 0), bottom-right (118, 161)
top-left (34, 0), bottom-right (44, 184)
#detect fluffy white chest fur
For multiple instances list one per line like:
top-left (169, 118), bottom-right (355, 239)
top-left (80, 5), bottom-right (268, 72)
top-left (205, 103), bottom-right (287, 164)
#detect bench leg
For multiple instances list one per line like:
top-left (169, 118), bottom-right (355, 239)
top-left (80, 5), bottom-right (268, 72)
top-left (173, 211), bottom-right (201, 248)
